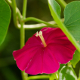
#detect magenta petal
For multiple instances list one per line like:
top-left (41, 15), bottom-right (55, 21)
top-left (46, 28), bottom-right (66, 44)
top-left (42, 47), bottom-right (60, 74)
top-left (41, 27), bottom-right (76, 64)
top-left (25, 47), bottom-right (60, 75)
top-left (13, 45), bottom-right (41, 60)
top-left (13, 35), bottom-right (42, 60)
top-left (48, 44), bottom-right (75, 64)
top-left (40, 28), bottom-right (67, 45)
top-left (40, 27), bottom-right (56, 42)
top-left (15, 47), bottom-right (40, 71)
top-left (25, 48), bottom-right (43, 75)
top-left (53, 38), bottom-right (76, 50)
top-left (25, 35), bottom-right (41, 45)
top-left (13, 33), bottom-right (43, 73)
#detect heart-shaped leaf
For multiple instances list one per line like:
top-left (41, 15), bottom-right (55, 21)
top-left (64, 1), bottom-right (80, 46)
top-left (0, 0), bottom-right (11, 46)
top-left (59, 66), bottom-right (77, 80)
top-left (48, 0), bottom-right (80, 51)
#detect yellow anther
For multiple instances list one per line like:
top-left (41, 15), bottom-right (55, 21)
top-left (36, 31), bottom-right (47, 47)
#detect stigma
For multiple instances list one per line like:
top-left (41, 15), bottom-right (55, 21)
top-left (36, 31), bottom-right (47, 47)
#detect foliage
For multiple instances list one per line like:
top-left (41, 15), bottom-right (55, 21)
top-left (0, 0), bottom-right (11, 46)
top-left (0, 0), bottom-right (80, 80)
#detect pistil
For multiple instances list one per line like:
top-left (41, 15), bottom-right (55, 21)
top-left (36, 31), bottom-right (47, 47)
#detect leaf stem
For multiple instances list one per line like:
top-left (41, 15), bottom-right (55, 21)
top-left (18, 19), bottom-right (64, 29)
top-left (20, 0), bottom-right (28, 80)
top-left (27, 75), bottom-right (49, 80)
top-left (49, 73), bottom-right (58, 80)
top-left (22, 0), bottom-right (27, 18)
top-left (5, 0), bottom-right (22, 23)
top-left (12, 0), bottom-right (17, 27)
top-left (20, 0), bottom-right (27, 56)
top-left (23, 17), bottom-right (56, 27)
top-left (56, 0), bottom-right (67, 8)
top-left (18, 21), bottom-right (57, 29)
top-left (5, 0), bottom-right (12, 7)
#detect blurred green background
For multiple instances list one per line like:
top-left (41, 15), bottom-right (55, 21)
top-left (0, 0), bottom-right (80, 80)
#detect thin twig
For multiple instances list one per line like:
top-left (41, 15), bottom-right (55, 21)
top-left (18, 19), bottom-right (64, 29)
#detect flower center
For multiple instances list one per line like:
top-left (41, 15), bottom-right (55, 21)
top-left (36, 31), bottom-right (47, 47)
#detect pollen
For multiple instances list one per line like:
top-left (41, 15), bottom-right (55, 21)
top-left (36, 31), bottom-right (47, 47)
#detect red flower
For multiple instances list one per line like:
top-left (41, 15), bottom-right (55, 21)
top-left (13, 27), bottom-right (76, 75)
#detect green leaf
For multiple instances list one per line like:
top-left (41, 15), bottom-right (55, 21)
top-left (71, 50), bottom-right (80, 68)
top-left (0, 0), bottom-right (11, 46)
top-left (64, 1), bottom-right (80, 45)
top-left (58, 64), bottom-right (66, 71)
top-left (59, 66), bottom-right (77, 80)
top-left (48, 0), bottom-right (80, 51)
top-left (48, 0), bottom-right (61, 18)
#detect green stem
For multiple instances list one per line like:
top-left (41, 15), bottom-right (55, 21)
top-left (67, 62), bottom-right (72, 67)
top-left (5, 0), bottom-right (12, 7)
top-left (20, 22), bottom-right (25, 48)
top-left (20, 0), bottom-right (28, 80)
top-left (17, 9), bottom-right (22, 23)
top-left (78, 70), bottom-right (80, 80)
top-left (49, 2), bottom-right (80, 52)
top-left (49, 73), bottom-right (58, 80)
top-left (56, 0), bottom-right (67, 8)
top-left (12, 0), bottom-right (17, 27)
top-left (5, 0), bottom-right (22, 23)
top-left (27, 75), bottom-right (49, 80)
top-left (5, 0), bottom-right (61, 29)
top-left (22, 0), bottom-right (27, 18)
top-left (23, 17), bottom-right (57, 27)
top-left (49, 77), bottom-right (54, 80)
top-left (18, 19), bottom-right (64, 29)
top-left (18, 21), bottom-right (59, 30)
top-left (20, 0), bottom-right (27, 50)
